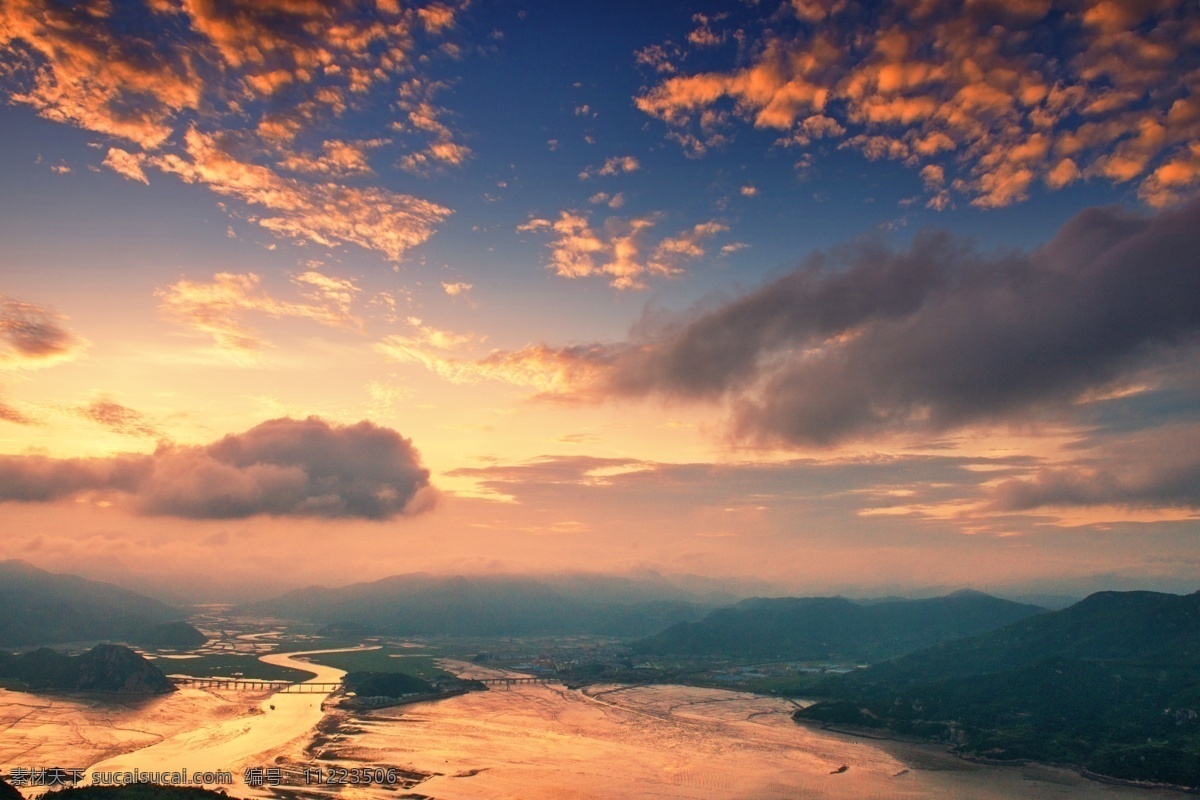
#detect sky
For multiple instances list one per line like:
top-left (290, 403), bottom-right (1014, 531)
top-left (1, 0), bottom-right (1199, 601)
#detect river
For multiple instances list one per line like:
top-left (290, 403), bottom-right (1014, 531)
top-left (77, 646), bottom-right (374, 791)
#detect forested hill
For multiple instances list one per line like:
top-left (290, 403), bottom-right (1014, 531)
top-left (632, 589), bottom-right (1045, 662)
top-left (797, 590), bottom-right (1200, 788)
top-left (0, 643), bottom-right (174, 694)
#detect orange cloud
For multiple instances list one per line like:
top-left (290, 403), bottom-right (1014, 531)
top-left (1140, 141), bottom-right (1200, 207)
top-left (157, 270), bottom-right (361, 353)
top-left (0, 296), bottom-right (86, 369)
top-left (518, 212), bottom-right (728, 289)
top-left (102, 148), bottom-right (150, 184)
top-left (378, 333), bottom-right (621, 396)
top-left (2, 0), bottom-right (465, 260)
top-left (579, 155), bottom-right (642, 180)
top-left (79, 398), bottom-right (161, 438)
top-left (0, 0), bottom-right (202, 148)
top-left (151, 129), bottom-right (450, 260)
top-left (393, 94), bottom-right (473, 175)
top-left (0, 398), bottom-right (31, 425)
top-left (442, 281), bottom-right (473, 297)
top-left (278, 139), bottom-right (386, 177)
top-left (637, 0), bottom-right (1200, 208)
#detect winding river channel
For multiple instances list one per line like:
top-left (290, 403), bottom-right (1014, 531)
top-left (79, 646), bottom-right (374, 790)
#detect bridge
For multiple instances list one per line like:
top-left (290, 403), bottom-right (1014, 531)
top-left (478, 676), bottom-right (554, 687)
top-left (170, 677), bottom-right (342, 693)
top-left (170, 675), bottom-right (555, 692)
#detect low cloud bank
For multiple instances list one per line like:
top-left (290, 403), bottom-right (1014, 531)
top-left (0, 417), bottom-right (434, 520)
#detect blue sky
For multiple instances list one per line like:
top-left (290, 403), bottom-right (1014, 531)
top-left (1, 0), bottom-right (1198, 598)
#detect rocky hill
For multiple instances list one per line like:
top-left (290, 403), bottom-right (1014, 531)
top-left (0, 643), bottom-right (174, 694)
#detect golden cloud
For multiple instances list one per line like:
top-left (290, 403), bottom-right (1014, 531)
top-left (1, 0), bottom-right (202, 149)
top-left (637, 0), bottom-right (1200, 208)
top-left (151, 129), bottom-right (450, 261)
top-left (579, 155), bottom-right (642, 180)
top-left (3, 0), bottom-right (467, 260)
top-left (378, 333), bottom-right (621, 396)
top-left (517, 211), bottom-right (727, 290)
top-left (157, 270), bottom-right (362, 353)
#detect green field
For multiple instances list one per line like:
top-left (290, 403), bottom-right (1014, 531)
top-left (153, 653), bottom-right (310, 681)
top-left (301, 648), bottom-right (451, 682)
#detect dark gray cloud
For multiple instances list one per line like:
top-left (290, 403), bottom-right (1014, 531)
top-left (604, 199), bottom-right (1200, 446)
top-left (0, 416), bottom-right (434, 520)
top-left (0, 454), bottom-right (150, 502)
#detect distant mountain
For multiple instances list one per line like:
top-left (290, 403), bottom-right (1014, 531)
top-left (241, 573), bottom-right (714, 637)
top-left (0, 560), bottom-right (185, 647)
top-left (126, 621), bottom-right (208, 649)
top-left (798, 590), bottom-right (1200, 788)
top-left (825, 590), bottom-right (1200, 688)
top-left (0, 643), bottom-right (175, 693)
top-left (632, 589), bottom-right (1045, 662)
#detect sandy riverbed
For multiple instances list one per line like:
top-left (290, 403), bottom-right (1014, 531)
top-left (0, 647), bottom-right (372, 798)
top-left (277, 661), bottom-right (1194, 800)
top-left (4, 656), bottom-right (1194, 800)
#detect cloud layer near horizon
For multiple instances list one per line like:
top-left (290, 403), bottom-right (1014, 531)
top-left (0, 416), bottom-right (434, 520)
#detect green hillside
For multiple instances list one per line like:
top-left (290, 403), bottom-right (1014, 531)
top-left (797, 590), bottom-right (1200, 788)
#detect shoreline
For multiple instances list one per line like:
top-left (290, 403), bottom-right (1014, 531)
top-left (791, 715), bottom-right (1200, 797)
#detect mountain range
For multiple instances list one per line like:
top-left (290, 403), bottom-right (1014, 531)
top-left (632, 589), bottom-right (1046, 662)
top-left (240, 572), bottom-right (723, 637)
top-left (0, 560), bottom-right (187, 647)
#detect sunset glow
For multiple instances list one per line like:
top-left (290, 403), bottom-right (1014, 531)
top-left (2, 0), bottom-right (1199, 600)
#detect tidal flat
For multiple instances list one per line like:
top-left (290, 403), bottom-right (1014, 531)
top-left (2, 659), bottom-right (1195, 800)
top-left (296, 666), bottom-right (1194, 800)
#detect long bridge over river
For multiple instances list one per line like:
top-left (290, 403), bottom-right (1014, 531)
top-left (169, 675), bottom-right (554, 692)
top-left (170, 677), bottom-right (343, 692)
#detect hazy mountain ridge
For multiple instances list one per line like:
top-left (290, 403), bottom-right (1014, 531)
top-left (0, 560), bottom-right (186, 647)
top-left (632, 589), bottom-right (1046, 661)
top-left (824, 589), bottom-right (1200, 688)
top-left (241, 573), bottom-right (718, 637)
top-left (798, 590), bottom-right (1200, 787)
